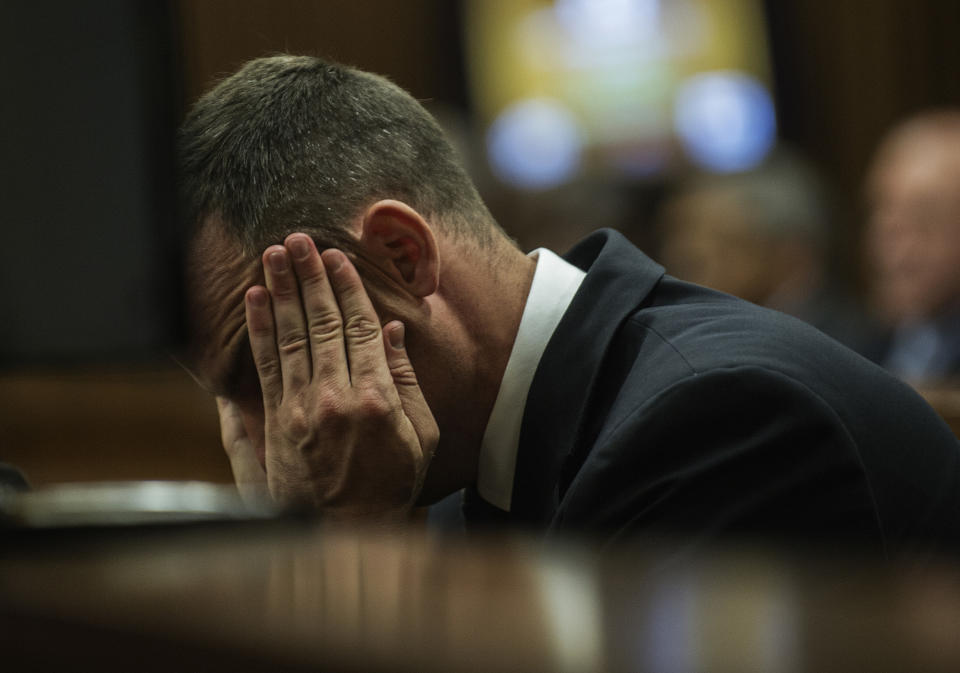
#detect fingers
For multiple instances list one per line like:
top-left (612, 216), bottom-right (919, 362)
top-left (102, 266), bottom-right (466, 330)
top-left (262, 246), bottom-right (312, 393)
top-left (216, 397), bottom-right (269, 504)
top-left (247, 235), bottom-right (392, 406)
top-left (245, 286), bottom-right (283, 408)
top-left (322, 248), bottom-right (394, 390)
top-left (285, 235), bottom-right (350, 387)
top-left (383, 321), bottom-right (439, 460)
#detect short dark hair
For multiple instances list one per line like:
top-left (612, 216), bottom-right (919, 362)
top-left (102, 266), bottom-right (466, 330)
top-left (178, 54), bottom-right (495, 253)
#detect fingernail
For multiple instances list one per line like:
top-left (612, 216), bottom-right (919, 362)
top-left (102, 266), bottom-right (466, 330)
top-left (323, 249), bottom-right (344, 273)
top-left (287, 236), bottom-right (310, 260)
top-left (389, 322), bottom-right (405, 349)
top-left (268, 250), bottom-right (287, 272)
top-left (247, 287), bottom-right (268, 306)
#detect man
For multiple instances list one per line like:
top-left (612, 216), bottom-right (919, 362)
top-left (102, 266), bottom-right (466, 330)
top-left (865, 110), bottom-right (960, 383)
top-left (181, 55), bottom-right (959, 555)
top-left (657, 152), bottom-right (886, 362)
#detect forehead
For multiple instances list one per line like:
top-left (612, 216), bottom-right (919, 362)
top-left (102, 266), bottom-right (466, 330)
top-left (185, 217), bottom-right (264, 396)
top-left (872, 133), bottom-right (960, 199)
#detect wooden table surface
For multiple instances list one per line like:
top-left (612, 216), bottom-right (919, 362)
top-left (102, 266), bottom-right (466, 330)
top-left (2, 519), bottom-right (959, 673)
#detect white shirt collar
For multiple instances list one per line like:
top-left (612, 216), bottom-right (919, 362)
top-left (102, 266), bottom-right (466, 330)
top-left (476, 248), bottom-right (586, 511)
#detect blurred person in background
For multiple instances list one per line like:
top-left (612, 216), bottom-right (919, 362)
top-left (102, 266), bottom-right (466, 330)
top-left (657, 152), bottom-right (885, 361)
top-left (865, 110), bottom-right (960, 384)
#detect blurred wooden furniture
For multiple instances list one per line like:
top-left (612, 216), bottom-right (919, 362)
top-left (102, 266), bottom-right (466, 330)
top-left (917, 384), bottom-right (960, 440)
top-left (0, 366), bottom-right (230, 486)
top-left (2, 522), bottom-right (959, 673)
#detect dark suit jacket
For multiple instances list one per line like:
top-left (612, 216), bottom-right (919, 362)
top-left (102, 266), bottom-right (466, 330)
top-left (491, 230), bottom-right (960, 556)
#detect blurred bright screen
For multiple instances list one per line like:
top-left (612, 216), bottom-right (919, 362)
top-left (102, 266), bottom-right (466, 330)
top-left (465, 0), bottom-right (775, 188)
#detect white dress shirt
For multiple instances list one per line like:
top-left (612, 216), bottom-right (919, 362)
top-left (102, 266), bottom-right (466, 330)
top-left (476, 248), bottom-right (586, 511)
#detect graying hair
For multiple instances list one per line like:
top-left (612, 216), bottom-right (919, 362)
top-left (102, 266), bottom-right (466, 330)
top-left (178, 54), bottom-right (496, 254)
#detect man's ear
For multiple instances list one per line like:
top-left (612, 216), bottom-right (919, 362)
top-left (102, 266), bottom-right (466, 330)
top-left (359, 200), bottom-right (440, 297)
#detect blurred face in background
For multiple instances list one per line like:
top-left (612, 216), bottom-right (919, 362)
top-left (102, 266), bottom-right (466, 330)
top-left (658, 187), bottom-right (796, 306)
top-left (867, 131), bottom-right (960, 323)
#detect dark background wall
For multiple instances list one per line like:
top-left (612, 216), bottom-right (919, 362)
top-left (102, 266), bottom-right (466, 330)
top-left (0, 1), bottom-right (181, 366)
top-left (177, 0), bottom-right (468, 111)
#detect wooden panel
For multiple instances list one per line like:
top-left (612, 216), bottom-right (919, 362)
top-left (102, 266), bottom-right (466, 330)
top-left (0, 366), bottom-right (230, 486)
top-left (175, 0), bottom-right (466, 108)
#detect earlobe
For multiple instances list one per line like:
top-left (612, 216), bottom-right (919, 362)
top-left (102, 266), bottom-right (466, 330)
top-left (359, 200), bottom-right (440, 297)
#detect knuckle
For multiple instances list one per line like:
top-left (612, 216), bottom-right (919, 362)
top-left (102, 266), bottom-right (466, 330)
top-left (314, 392), bottom-right (351, 432)
top-left (355, 392), bottom-right (392, 421)
top-left (280, 402), bottom-right (310, 437)
top-left (219, 430), bottom-right (237, 453)
top-left (270, 283), bottom-right (299, 301)
top-left (308, 311), bottom-right (344, 343)
top-left (248, 321), bottom-right (274, 339)
top-left (388, 360), bottom-right (419, 387)
top-left (343, 314), bottom-right (382, 345)
top-left (253, 355), bottom-right (281, 381)
top-left (317, 390), bottom-right (347, 415)
top-left (299, 273), bottom-right (327, 294)
top-left (276, 329), bottom-right (309, 354)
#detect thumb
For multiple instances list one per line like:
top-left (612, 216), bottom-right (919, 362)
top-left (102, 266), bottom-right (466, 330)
top-left (383, 321), bottom-right (439, 455)
top-left (216, 396), bottom-right (270, 505)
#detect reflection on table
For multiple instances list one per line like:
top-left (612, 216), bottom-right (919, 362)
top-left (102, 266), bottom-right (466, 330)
top-left (2, 520), bottom-right (959, 672)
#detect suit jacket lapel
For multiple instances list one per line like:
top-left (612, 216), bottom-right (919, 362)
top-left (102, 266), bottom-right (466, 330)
top-left (508, 229), bottom-right (665, 527)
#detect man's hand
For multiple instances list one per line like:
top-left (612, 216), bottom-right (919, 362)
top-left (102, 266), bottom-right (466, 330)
top-left (233, 233), bottom-right (438, 522)
top-left (216, 395), bottom-right (270, 506)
